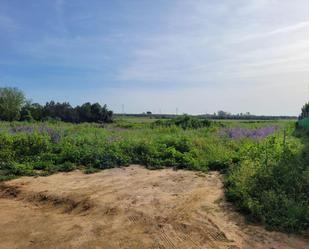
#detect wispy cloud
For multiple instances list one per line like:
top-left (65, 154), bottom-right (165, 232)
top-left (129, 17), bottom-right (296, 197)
top-left (1, 0), bottom-right (308, 115)
top-left (118, 0), bottom-right (309, 86)
top-left (238, 20), bottom-right (309, 42)
top-left (0, 13), bottom-right (18, 32)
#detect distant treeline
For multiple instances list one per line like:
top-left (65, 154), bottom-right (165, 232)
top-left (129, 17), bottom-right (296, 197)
top-left (115, 113), bottom-right (297, 120)
top-left (0, 87), bottom-right (113, 123)
top-left (200, 114), bottom-right (297, 120)
top-left (20, 101), bottom-right (113, 123)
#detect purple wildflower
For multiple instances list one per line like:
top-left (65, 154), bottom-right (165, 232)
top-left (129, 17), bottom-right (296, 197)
top-left (38, 125), bottom-right (62, 143)
top-left (10, 125), bottom-right (34, 133)
top-left (221, 126), bottom-right (278, 139)
top-left (9, 125), bottom-right (62, 143)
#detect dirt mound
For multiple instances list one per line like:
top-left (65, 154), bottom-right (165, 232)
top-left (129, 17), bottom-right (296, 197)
top-left (0, 183), bottom-right (93, 214)
top-left (0, 165), bottom-right (308, 249)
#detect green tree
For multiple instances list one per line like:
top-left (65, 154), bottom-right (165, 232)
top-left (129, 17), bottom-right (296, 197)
top-left (20, 107), bottom-right (33, 121)
top-left (300, 102), bottom-right (309, 119)
top-left (0, 87), bottom-right (25, 121)
top-left (20, 101), bottom-right (43, 121)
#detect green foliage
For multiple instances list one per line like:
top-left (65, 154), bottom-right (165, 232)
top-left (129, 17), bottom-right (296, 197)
top-left (297, 117), bottom-right (309, 132)
top-left (0, 118), bottom-right (307, 234)
top-left (12, 132), bottom-right (50, 159)
top-left (0, 87), bottom-right (113, 123)
top-left (42, 101), bottom-right (113, 123)
top-left (0, 87), bottom-right (25, 121)
top-left (2, 162), bottom-right (34, 176)
top-left (299, 102), bottom-right (309, 119)
top-left (0, 120), bottom-right (227, 178)
top-left (56, 162), bottom-right (76, 172)
top-left (153, 115), bottom-right (211, 129)
top-left (225, 134), bottom-right (309, 233)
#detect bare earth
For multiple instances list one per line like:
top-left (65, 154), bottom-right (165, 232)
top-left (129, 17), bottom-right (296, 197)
top-left (0, 165), bottom-right (308, 249)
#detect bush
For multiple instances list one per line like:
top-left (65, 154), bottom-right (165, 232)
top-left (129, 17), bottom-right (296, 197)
top-left (225, 137), bottom-right (309, 233)
top-left (56, 162), bottom-right (76, 172)
top-left (153, 115), bottom-right (211, 129)
top-left (0, 133), bottom-right (14, 163)
top-left (208, 160), bottom-right (230, 172)
top-left (12, 132), bottom-right (50, 159)
top-left (5, 163), bottom-right (34, 176)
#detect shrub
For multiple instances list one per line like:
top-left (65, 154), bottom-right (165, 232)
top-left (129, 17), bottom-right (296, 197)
top-left (5, 163), bottom-right (34, 176)
top-left (12, 132), bottom-right (50, 159)
top-left (56, 162), bottom-right (76, 172)
top-left (225, 137), bottom-right (309, 233)
top-left (0, 133), bottom-right (14, 163)
top-left (153, 115), bottom-right (211, 129)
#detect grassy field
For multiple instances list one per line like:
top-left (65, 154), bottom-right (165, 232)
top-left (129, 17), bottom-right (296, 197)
top-left (0, 116), bottom-right (308, 233)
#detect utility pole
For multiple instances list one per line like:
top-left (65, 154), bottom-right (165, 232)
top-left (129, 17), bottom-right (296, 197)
top-left (122, 104), bottom-right (125, 114)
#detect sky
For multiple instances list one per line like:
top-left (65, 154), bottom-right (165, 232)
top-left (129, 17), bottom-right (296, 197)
top-left (0, 0), bottom-right (309, 115)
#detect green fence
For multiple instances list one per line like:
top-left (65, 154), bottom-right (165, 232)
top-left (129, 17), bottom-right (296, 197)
top-left (298, 118), bottom-right (309, 130)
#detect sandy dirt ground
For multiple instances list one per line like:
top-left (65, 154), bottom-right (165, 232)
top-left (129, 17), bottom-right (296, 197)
top-left (0, 165), bottom-right (308, 249)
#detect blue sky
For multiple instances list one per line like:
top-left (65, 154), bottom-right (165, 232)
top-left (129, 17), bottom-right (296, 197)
top-left (1, 0), bottom-right (309, 115)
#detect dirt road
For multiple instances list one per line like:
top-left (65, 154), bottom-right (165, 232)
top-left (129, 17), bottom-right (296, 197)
top-left (0, 165), bottom-right (308, 249)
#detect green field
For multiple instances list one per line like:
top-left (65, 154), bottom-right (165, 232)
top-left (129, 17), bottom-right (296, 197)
top-left (0, 116), bottom-right (308, 233)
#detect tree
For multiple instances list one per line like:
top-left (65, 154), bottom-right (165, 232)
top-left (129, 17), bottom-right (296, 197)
top-left (0, 86), bottom-right (113, 123)
top-left (300, 102), bottom-right (309, 119)
top-left (42, 101), bottom-right (76, 122)
top-left (76, 102), bottom-right (113, 123)
top-left (77, 102), bottom-right (92, 122)
top-left (20, 101), bottom-right (43, 121)
top-left (217, 110), bottom-right (230, 117)
top-left (0, 87), bottom-right (25, 121)
top-left (90, 103), bottom-right (103, 122)
top-left (20, 108), bottom-right (33, 121)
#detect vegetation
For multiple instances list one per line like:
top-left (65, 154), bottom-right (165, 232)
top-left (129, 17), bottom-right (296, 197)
top-left (0, 118), bottom-right (281, 177)
top-left (0, 115), bottom-right (308, 233)
top-left (0, 87), bottom-right (25, 121)
top-left (153, 115), bottom-right (211, 129)
top-left (0, 88), bottom-right (308, 234)
top-left (297, 102), bottom-right (309, 132)
top-left (299, 102), bottom-right (309, 119)
top-left (225, 130), bottom-right (309, 233)
top-left (0, 87), bottom-right (113, 123)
